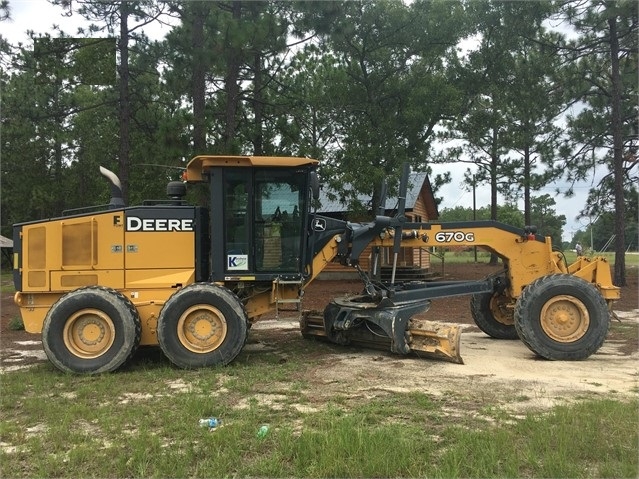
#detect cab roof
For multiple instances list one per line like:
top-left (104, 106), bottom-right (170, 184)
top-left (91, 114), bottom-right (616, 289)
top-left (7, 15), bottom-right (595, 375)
top-left (185, 155), bottom-right (319, 183)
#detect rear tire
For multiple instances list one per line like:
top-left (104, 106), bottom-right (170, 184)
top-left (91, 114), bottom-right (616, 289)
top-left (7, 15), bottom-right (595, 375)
top-left (157, 283), bottom-right (248, 368)
top-left (42, 287), bottom-right (141, 374)
top-left (470, 288), bottom-right (518, 340)
top-left (514, 274), bottom-right (610, 360)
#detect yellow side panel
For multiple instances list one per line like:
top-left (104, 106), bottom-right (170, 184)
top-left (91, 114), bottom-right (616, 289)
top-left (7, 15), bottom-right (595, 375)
top-left (126, 269), bottom-right (195, 289)
top-left (60, 274), bottom-right (98, 287)
top-left (124, 231), bottom-right (195, 270)
top-left (27, 226), bottom-right (46, 269)
top-left (20, 212), bottom-right (125, 292)
top-left (62, 221), bottom-right (96, 266)
top-left (24, 226), bottom-right (48, 290)
top-left (50, 270), bottom-right (125, 290)
top-left (124, 229), bottom-right (196, 289)
top-left (27, 271), bottom-right (46, 288)
top-left (61, 214), bottom-right (125, 271)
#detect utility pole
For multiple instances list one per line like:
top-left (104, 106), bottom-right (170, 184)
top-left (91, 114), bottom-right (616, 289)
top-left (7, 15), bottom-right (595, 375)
top-left (473, 175), bottom-right (477, 263)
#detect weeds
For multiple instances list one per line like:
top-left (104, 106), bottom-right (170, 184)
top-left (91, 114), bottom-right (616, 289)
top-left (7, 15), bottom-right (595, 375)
top-left (1, 362), bottom-right (637, 478)
top-left (7, 316), bottom-right (24, 331)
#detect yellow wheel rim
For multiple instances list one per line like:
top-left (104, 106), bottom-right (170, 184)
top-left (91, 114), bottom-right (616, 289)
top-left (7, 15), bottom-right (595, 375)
top-left (63, 309), bottom-right (116, 359)
top-left (540, 295), bottom-right (590, 343)
top-left (489, 295), bottom-right (514, 326)
top-left (177, 305), bottom-right (228, 353)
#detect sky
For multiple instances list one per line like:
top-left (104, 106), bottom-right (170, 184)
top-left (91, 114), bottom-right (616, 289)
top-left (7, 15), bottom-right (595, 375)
top-left (428, 161), bottom-right (604, 242)
top-left (2, 0), bottom-right (607, 242)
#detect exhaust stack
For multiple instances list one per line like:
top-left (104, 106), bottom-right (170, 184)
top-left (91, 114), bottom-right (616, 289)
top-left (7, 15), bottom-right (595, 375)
top-left (99, 166), bottom-right (125, 208)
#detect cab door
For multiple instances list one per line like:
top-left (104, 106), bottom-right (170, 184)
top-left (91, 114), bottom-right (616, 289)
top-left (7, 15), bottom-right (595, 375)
top-left (217, 167), bottom-right (308, 280)
top-left (253, 170), bottom-right (305, 273)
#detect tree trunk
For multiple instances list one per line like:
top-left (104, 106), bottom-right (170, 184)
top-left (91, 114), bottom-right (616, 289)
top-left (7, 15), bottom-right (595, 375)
top-left (523, 143), bottom-right (531, 226)
top-left (191, 2), bottom-right (207, 155)
top-left (251, 52), bottom-right (264, 156)
top-left (118, 1), bottom-right (130, 203)
top-left (53, 129), bottom-right (63, 214)
top-left (53, 78), bottom-right (64, 216)
top-left (222, 0), bottom-right (242, 153)
top-left (608, 14), bottom-right (626, 286)
top-left (489, 127), bottom-right (499, 265)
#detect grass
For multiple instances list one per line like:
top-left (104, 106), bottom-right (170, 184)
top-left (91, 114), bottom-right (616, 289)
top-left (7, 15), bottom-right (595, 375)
top-left (437, 399), bottom-right (639, 478)
top-left (7, 316), bottom-right (24, 331)
top-left (1, 359), bottom-right (637, 478)
top-left (1, 272), bottom-right (23, 329)
top-left (0, 276), bottom-right (15, 293)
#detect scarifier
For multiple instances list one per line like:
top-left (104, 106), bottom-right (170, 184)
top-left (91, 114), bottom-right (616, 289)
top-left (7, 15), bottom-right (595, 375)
top-left (12, 156), bottom-right (620, 373)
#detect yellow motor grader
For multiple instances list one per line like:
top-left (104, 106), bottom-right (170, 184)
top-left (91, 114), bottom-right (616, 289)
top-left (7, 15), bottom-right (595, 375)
top-left (12, 156), bottom-right (620, 373)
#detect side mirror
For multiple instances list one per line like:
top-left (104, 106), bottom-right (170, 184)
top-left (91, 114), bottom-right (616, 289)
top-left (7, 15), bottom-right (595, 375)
top-left (310, 171), bottom-right (320, 200)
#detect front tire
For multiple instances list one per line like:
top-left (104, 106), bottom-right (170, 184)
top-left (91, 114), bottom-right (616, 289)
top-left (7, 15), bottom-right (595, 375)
top-left (42, 287), bottom-right (141, 374)
top-left (157, 283), bottom-right (248, 368)
top-left (514, 274), bottom-right (610, 360)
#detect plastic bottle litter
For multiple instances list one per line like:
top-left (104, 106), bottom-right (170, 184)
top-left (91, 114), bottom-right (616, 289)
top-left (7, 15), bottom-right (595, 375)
top-left (257, 425), bottom-right (269, 438)
top-left (199, 418), bottom-right (221, 429)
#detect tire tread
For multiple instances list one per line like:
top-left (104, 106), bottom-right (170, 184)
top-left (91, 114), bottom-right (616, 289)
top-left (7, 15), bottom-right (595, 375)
top-left (514, 274), bottom-right (609, 360)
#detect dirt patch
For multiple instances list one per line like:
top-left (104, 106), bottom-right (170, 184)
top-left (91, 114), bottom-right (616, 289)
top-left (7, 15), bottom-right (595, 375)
top-left (2, 263), bottom-right (638, 412)
top-left (249, 313), bottom-right (638, 415)
top-left (0, 291), bottom-right (47, 372)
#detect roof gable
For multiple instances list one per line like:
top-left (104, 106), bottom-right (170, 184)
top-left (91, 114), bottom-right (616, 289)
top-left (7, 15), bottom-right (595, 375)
top-left (317, 171), bottom-right (438, 218)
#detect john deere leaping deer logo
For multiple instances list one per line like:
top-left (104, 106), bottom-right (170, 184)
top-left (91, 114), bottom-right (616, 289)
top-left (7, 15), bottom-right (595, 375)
top-left (312, 218), bottom-right (326, 231)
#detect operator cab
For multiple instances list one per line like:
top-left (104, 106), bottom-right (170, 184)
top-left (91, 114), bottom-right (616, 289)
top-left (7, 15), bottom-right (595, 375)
top-left (185, 155), bottom-right (319, 282)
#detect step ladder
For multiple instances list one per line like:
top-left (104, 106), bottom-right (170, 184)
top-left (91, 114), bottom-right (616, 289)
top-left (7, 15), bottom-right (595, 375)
top-left (273, 277), bottom-right (303, 319)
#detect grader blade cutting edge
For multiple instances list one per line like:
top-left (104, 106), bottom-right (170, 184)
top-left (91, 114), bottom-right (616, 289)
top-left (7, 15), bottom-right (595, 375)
top-left (408, 319), bottom-right (463, 364)
top-left (300, 296), bottom-right (464, 364)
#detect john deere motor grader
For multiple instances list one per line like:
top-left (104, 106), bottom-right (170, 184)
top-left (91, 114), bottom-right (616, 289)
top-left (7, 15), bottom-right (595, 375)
top-left (12, 156), bottom-right (620, 374)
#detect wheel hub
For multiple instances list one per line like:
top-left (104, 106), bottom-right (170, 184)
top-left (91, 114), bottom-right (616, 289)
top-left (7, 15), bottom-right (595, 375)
top-left (490, 295), bottom-right (514, 326)
top-left (78, 318), bottom-right (106, 345)
top-left (178, 305), bottom-right (227, 353)
top-left (540, 295), bottom-right (590, 343)
top-left (63, 309), bottom-right (115, 358)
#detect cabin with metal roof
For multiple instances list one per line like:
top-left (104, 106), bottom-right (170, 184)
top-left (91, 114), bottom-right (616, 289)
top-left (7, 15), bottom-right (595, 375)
top-left (316, 172), bottom-right (440, 280)
top-left (0, 234), bottom-right (13, 268)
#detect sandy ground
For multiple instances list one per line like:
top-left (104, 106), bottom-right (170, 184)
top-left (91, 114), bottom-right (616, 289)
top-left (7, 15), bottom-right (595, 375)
top-left (247, 310), bottom-right (639, 414)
